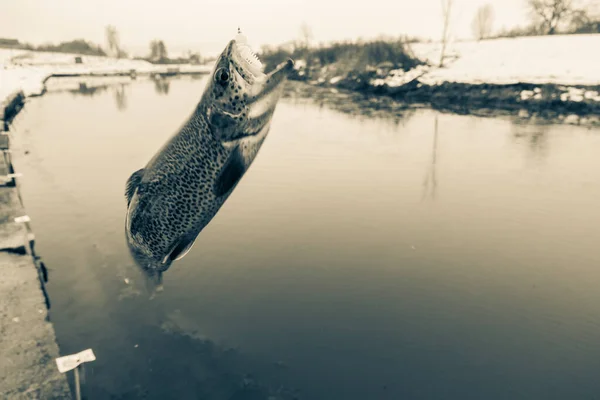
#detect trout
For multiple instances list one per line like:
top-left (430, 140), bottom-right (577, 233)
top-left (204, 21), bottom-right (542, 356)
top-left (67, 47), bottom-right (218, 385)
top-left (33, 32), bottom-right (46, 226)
top-left (125, 31), bottom-right (293, 292)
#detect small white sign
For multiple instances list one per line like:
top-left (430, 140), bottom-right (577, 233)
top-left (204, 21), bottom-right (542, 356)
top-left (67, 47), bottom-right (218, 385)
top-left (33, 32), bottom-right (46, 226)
top-left (56, 349), bottom-right (96, 373)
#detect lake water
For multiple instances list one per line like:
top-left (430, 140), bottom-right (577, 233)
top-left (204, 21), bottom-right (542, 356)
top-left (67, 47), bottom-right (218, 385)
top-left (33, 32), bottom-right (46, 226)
top-left (9, 76), bottom-right (600, 399)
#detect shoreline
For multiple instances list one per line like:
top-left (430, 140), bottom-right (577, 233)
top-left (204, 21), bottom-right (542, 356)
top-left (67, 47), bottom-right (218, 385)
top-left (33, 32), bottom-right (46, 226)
top-left (284, 78), bottom-right (600, 126)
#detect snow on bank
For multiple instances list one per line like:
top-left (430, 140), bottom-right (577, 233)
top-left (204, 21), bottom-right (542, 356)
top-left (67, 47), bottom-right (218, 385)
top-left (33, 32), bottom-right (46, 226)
top-left (0, 48), bottom-right (28, 65)
top-left (406, 34), bottom-right (600, 86)
top-left (0, 48), bottom-right (212, 106)
top-left (370, 65), bottom-right (431, 87)
top-left (0, 67), bottom-right (49, 99)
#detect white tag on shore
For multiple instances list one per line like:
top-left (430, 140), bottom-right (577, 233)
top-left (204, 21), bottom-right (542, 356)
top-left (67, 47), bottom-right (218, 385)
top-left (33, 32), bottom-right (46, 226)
top-left (56, 349), bottom-right (96, 373)
top-left (14, 215), bottom-right (31, 223)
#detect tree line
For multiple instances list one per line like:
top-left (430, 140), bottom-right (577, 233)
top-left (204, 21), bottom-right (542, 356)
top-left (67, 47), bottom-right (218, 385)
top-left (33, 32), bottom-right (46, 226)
top-left (0, 25), bottom-right (202, 64)
top-left (471, 0), bottom-right (599, 41)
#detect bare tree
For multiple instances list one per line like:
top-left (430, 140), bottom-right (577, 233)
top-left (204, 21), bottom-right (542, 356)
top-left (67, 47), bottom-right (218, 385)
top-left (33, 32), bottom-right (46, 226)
top-left (105, 25), bottom-right (121, 58)
top-left (439, 0), bottom-right (453, 67)
top-left (527, 0), bottom-right (574, 34)
top-left (472, 4), bottom-right (495, 40)
top-left (299, 22), bottom-right (313, 49)
top-left (149, 40), bottom-right (168, 63)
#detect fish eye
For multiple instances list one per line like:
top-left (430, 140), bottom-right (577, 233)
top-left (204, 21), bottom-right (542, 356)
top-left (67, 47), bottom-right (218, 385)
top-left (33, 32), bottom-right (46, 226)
top-left (216, 68), bottom-right (229, 84)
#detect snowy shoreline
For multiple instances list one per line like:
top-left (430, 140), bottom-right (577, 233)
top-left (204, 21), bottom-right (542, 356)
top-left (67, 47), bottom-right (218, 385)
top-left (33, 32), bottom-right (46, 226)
top-left (287, 35), bottom-right (600, 120)
top-left (0, 48), bottom-right (212, 105)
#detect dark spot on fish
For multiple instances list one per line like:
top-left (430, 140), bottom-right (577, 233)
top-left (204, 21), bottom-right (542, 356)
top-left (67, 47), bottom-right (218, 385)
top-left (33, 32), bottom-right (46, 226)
top-left (166, 229), bottom-right (200, 262)
top-left (235, 95), bottom-right (239, 100)
top-left (214, 146), bottom-right (246, 197)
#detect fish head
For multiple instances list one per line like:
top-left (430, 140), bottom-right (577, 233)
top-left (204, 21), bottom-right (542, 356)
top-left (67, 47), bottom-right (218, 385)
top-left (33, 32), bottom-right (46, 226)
top-left (203, 32), bottom-right (294, 141)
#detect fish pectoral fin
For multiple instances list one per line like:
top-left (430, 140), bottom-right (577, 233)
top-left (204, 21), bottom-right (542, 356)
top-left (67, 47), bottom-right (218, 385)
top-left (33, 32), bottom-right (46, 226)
top-left (125, 168), bottom-right (145, 206)
top-left (163, 231), bottom-right (200, 264)
top-left (213, 146), bottom-right (246, 197)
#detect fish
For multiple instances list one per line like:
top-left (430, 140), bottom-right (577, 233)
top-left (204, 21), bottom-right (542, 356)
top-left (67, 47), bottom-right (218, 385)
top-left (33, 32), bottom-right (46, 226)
top-left (124, 31), bottom-right (294, 294)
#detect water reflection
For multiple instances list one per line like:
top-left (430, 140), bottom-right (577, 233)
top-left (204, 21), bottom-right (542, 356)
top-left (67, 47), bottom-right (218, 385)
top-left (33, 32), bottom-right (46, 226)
top-left (59, 80), bottom-right (132, 112)
top-left (70, 82), bottom-right (110, 97)
top-left (153, 76), bottom-right (171, 95)
top-left (511, 121), bottom-right (550, 162)
top-left (422, 116), bottom-right (439, 200)
top-left (283, 82), bottom-right (416, 126)
top-left (113, 84), bottom-right (128, 111)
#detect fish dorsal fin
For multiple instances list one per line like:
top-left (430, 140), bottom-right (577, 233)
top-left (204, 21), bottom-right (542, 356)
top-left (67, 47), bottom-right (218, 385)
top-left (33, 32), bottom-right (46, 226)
top-left (162, 231), bottom-right (200, 264)
top-left (213, 146), bottom-right (246, 197)
top-left (125, 168), bottom-right (145, 206)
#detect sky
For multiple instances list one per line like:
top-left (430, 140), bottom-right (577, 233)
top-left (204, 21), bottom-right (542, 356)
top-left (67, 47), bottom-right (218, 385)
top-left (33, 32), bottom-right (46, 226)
top-left (1, 0), bottom-right (533, 57)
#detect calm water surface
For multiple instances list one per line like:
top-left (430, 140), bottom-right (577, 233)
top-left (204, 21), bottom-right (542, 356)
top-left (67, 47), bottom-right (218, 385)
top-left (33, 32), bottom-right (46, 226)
top-left (10, 76), bottom-right (600, 399)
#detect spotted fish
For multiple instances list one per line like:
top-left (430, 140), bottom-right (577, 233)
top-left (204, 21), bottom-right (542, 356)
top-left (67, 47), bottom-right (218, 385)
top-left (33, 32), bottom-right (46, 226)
top-left (125, 32), bottom-right (294, 291)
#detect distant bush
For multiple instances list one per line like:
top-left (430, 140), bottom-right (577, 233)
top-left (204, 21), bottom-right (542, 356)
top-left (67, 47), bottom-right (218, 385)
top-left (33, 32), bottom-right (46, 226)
top-left (314, 40), bottom-right (419, 68)
top-left (493, 24), bottom-right (543, 39)
top-left (492, 19), bottom-right (600, 39)
top-left (35, 39), bottom-right (107, 56)
top-left (0, 38), bottom-right (107, 56)
top-left (259, 39), bottom-right (422, 80)
top-left (258, 47), bottom-right (294, 72)
top-left (572, 20), bottom-right (600, 33)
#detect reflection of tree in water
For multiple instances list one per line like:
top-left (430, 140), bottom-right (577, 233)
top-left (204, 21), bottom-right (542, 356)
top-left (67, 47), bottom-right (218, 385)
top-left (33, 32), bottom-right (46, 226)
top-left (283, 82), bottom-right (416, 126)
top-left (70, 82), bottom-right (110, 97)
top-left (68, 80), bottom-right (130, 110)
top-left (188, 73), bottom-right (205, 81)
top-left (153, 77), bottom-right (171, 95)
top-left (422, 116), bottom-right (439, 201)
top-left (511, 121), bottom-right (550, 161)
top-left (114, 84), bottom-right (128, 111)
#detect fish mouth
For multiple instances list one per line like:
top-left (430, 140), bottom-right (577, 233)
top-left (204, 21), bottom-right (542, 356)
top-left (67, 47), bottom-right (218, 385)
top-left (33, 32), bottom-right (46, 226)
top-left (229, 33), bottom-right (264, 79)
top-left (225, 34), bottom-right (294, 96)
top-left (255, 58), bottom-right (295, 96)
top-left (213, 33), bottom-right (293, 129)
top-left (244, 58), bottom-right (293, 122)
